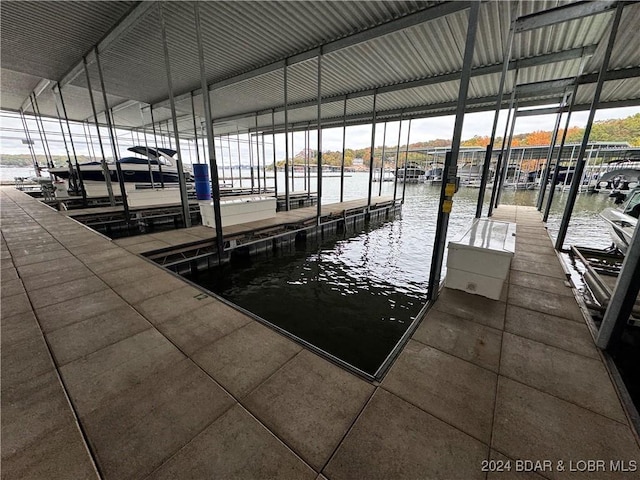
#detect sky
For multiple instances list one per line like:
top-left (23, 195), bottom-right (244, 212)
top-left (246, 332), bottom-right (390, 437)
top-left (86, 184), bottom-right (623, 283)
top-left (1, 105), bottom-right (639, 165)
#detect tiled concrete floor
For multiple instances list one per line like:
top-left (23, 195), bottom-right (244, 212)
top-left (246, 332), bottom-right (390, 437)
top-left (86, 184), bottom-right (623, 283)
top-left (2, 188), bottom-right (639, 479)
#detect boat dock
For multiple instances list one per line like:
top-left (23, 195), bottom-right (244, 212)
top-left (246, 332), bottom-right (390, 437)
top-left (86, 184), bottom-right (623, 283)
top-left (3, 187), bottom-right (639, 479)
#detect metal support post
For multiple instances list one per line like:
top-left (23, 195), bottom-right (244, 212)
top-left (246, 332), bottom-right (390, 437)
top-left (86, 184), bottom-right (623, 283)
top-left (393, 113), bottom-right (404, 201)
top-left (428, 0), bottom-right (479, 301)
top-left (190, 91), bottom-right (201, 164)
top-left (139, 106), bottom-right (156, 188)
top-left (291, 130), bottom-right (295, 192)
top-left (401, 119), bottom-right (412, 204)
top-left (596, 221), bottom-right (640, 350)
top-left (379, 122), bottom-right (387, 196)
top-left (19, 109), bottom-right (40, 177)
top-left (83, 57), bottom-right (116, 206)
top-left (52, 89), bottom-right (78, 193)
top-left (536, 93), bottom-right (567, 210)
top-left (316, 51), bottom-right (323, 224)
top-left (255, 116), bottom-right (261, 193)
top-left (149, 106), bottom-right (165, 188)
top-left (367, 91), bottom-right (378, 208)
top-left (261, 133), bottom-right (267, 194)
top-left (95, 49), bottom-right (130, 219)
top-left (544, 85), bottom-right (578, 222)
top-left (340, 97), bottom-right (347, 203)
top-left (159, 3), bottom-right (191, 228)
top-left (94, 48), bottom-right (131, 214)
top-left (476, 25), bottom-right (514, 218)
top-left (271, 110), bottom-right (278, 196)
top-left (284, 62), bottom-right (290, 210)
top-left (30, 93), bottom-right (54, 168)
top-left (248, 131), bottom-right (255, 193)
top-left (227, 135), bottom-right (234, 186)
top-left (555, 3), bottom-right (623, 251)
top-left (496, 104), bottom-right (518, 207)
top-left (236, 126), bottom-right (243, 189)
top-left (194, 2), bottom-right (224, 258)
top-left (488, 68), bottom-right (518, 216)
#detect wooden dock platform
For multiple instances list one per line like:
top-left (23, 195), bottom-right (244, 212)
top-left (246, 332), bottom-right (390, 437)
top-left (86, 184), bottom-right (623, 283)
top-left (2, 187), bottom-right (639, 479)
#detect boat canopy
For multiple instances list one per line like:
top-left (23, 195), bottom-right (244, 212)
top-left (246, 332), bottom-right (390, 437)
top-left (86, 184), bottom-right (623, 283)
top-left (127, 146), bottom-right (177, 159)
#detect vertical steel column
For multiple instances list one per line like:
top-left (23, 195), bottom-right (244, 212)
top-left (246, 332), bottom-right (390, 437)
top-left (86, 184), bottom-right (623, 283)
top-left (306, 127), bottom-right (311, 198)
top-left (247, 131), bottom-right (254, 193)
top-left (139, 106), bottom-right (156, 188)
top-left (475, 25), bottom-right (514, 218)
top-left (428, 1), bottom-right (479, 301)
top-left (555, 5), bottom-right (623, 250)
top-left (83, 57), bottom-right (116, 206)
top-left (536, 96), bottom-right (567, 210)
top-left (597, 221), bottom-right (640, 350)
top-left (393, 113), bottom-right (404, 201)
top-left (159, 3), bottom-right (191, 228)
top-left (255, 116), bottom-right (261, 193)
top-left (316, 51), bottom-right (323, 224)
top-left (401, 119), bottom-right (412, 204)
top-left (149, 106), bottom-right (165, 188)
top-left (291, 129), bottom-right (295, 192)
top-left (283, 61), bottom-right (291, 210)
top-left (51, 89), bottom-right (78, 193)
top-left (261, 133), bottom-right (267, 193)
top-left (166, 120), bottom-right (173, 149)
top-left (30, 94), bottom-right (54, 168)
top-left (228, 135), bottom-right (235, 186)
top-left (340, 96), bottom-right (347, 203)
top-left (236, 127), bottom-right (243, 189)
top-left (109, 109), bottom-right (122, 156)
top-left (488, 69), bottom-right (518, 216)
top-left (271, 110), bottom-right (277, 196)
top-left (544, 85), bottom-right (578, 222)
top-left (303, 127), bottom-right (308, 192)
top-left (19, 109), bottom-right (40, 177)
top-left (562, 145), bottom-right (576, 191)
top-left (95, 50), bottom-right (129, 218)
top-left (367, 91), bottom-right (378, 208)
top-left (194, 2), bottom-right (224, 258)
top-left (190, 91), bottom-right (201, 164)
top-left (217, 133), bottom-right (226, 184)
top-left (495, 104), bottom-right (518, 206)
top-left (379, 122), bottom-right (387, 196)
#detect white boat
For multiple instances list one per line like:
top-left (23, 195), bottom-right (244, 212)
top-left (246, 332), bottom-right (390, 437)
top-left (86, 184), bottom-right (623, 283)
top-left (47, 146), bottom-right (193, 185)
top-left (600, 187), bottom-right (640, 254)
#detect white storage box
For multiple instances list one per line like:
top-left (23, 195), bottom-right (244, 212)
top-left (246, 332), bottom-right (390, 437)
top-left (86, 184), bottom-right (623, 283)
top-left (445, 219), bottom-right (516, 300)
top-left (199, 195), bottom-right (276, 228)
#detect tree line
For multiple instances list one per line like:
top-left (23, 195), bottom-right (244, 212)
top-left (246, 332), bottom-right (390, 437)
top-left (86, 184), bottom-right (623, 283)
top-left (3, 113), bottom-right (638, 169)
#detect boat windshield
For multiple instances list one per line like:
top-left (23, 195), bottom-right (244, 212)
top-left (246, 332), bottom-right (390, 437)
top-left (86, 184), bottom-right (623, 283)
top-left (623, 190), bottom-right (640, 219)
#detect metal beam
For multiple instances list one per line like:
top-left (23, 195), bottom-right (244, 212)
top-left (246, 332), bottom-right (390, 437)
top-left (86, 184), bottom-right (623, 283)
top-left (514, 1), bottom-right (617, 33)
top-left (159, 2), bottom-right (191, 228)
top-left (428, 0), bottom-right (480, 301)
top-left (515, 78), bottom-right (575, 95)
top-left (210, 46), bottom-right (597, 125)
top-left (59, 2), bottom-right (156, 87)
top-left (151, 1), bottom-right (471, 111)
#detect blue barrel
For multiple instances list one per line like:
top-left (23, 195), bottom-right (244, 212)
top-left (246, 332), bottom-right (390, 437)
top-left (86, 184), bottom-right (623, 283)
top-left (193, 164), bottom-right (211, 200)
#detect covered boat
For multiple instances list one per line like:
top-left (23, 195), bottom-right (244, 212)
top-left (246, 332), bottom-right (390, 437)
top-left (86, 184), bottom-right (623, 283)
top-left (600, 187), bottom-right (640, 254)
top-left (48, 146), bottom-right (193, 184)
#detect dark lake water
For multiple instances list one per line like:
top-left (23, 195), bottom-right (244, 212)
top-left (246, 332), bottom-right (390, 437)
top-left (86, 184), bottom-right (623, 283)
top-left (188, 172), bottom-right (617, 375)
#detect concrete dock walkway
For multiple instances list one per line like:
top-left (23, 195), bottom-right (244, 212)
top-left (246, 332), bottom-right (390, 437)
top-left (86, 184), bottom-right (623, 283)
top-left (2, 187), bottom-right (639, 479)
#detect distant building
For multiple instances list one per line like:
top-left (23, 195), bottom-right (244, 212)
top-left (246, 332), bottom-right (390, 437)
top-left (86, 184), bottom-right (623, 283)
top-left (353, 157), bottom-right (364, 166)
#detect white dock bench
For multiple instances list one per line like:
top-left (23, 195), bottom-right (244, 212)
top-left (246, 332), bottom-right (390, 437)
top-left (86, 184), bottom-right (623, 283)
top-left (445, 219), bottom-right (516, 300)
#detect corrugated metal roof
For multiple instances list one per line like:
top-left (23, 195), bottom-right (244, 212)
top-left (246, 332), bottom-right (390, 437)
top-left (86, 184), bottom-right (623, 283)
top-left (1, 0), bottom-right (639, 139)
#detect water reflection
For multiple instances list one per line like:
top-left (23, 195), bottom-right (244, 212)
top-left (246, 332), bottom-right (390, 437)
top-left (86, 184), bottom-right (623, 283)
top-left (189, 173), bottom-right (618, 375)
